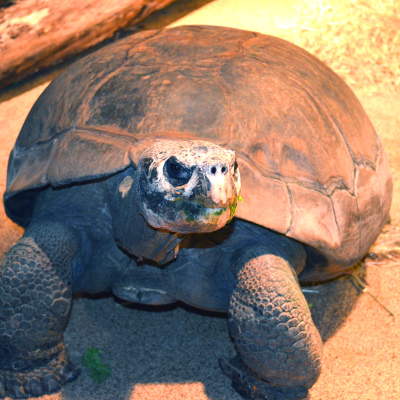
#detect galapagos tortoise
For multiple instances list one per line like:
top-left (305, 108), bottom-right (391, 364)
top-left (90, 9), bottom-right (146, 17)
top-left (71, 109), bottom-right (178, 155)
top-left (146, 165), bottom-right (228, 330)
top-left (0, 25), bottom-right (392, 399)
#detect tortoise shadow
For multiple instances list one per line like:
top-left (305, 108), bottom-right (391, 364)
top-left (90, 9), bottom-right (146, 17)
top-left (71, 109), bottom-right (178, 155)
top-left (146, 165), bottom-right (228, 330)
top-left (303, 266), bottom-right (364, 343)
top-left (60, 268), bottom-right (362, 400)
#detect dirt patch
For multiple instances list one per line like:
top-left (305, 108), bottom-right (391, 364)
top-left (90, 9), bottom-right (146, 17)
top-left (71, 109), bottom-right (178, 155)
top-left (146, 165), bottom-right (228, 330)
top-left (291, 0), bottom-right (400, 94)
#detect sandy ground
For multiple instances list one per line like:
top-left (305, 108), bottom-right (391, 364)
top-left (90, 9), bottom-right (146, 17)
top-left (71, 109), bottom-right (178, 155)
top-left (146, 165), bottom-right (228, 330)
top-left (1, 1), bottom-right (399, 399)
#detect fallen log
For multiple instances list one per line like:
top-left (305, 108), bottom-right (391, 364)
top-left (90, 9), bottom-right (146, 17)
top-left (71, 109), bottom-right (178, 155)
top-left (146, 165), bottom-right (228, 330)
top-left (0, 0), bottom-right (176, 89)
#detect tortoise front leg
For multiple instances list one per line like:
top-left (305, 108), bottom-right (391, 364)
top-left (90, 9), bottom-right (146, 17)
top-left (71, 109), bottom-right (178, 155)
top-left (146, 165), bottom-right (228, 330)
top-left (0, 221), bottom-right (81, 398)
top-left (222, 246), bottom-right (322, 400)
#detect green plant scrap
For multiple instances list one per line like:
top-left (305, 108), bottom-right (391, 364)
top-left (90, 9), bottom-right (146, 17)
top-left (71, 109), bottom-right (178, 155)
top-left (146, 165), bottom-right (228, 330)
top-left (228, 195), bottom-right (244, 222)
top-left (82, 347), bottom-right (112, 384)
top-left (214, 207), bottom-right (227, 216)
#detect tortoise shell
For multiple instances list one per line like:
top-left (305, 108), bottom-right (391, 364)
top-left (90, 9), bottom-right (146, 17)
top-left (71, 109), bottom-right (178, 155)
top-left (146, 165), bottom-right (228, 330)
top-left (4, 25), bottom-right (392, 282)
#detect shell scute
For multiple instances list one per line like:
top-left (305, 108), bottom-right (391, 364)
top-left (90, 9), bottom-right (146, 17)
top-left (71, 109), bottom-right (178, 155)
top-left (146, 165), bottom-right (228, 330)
top-left (244, 34), bottom-right (379, 165)
top-left (287, 184), bottom-right (340, 253)
top-left (216, 56), bottom-right (355, 193)
top-left (80, 65), bottom-right (230, 145)
top-left (236, 160), bottom-right (291, 234)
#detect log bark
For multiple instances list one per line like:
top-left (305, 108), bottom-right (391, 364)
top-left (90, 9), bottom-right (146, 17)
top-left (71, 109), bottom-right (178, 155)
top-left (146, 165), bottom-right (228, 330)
top-left (0, 0), bottom-right (176, 89)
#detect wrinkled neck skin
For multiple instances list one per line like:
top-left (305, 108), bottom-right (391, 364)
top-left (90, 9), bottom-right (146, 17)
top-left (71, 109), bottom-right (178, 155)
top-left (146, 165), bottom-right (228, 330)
top-left (108, 167), bottom-right (183, 265)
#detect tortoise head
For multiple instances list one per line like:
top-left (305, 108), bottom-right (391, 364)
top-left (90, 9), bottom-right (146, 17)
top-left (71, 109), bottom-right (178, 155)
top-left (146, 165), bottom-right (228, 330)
top-left (135, 140), bottom-right (241, 233)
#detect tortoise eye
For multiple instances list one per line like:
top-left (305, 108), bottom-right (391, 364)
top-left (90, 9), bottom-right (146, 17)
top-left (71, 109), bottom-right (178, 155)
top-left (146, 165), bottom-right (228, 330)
top-left (164, 156), bottom-right (192, 187)
top-left (169, 162), bottom-right (184, 176)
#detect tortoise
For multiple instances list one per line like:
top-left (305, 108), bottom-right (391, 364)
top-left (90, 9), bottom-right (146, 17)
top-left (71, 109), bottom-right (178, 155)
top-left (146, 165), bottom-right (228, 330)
top-left (0, 25), bottom-right (392, 400)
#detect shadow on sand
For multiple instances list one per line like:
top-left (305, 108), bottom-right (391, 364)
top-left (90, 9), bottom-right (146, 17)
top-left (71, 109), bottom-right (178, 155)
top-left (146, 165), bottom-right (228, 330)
top-left (59, 266), bottom-right (362, 400)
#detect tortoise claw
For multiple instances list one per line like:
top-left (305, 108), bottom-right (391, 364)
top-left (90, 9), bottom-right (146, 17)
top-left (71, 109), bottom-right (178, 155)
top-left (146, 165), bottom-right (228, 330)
top-left (42, 375), bottom-right (61, 394)
top-left (60, 363), bottom-right (81, 384)
top-left (5, 377), bottom-right (27, 399)
top-left (219, 355), bottom-right (309, 400)
top-left (0, 351), bottom-right (80, 398)
top-left (24, 378), bottom-right (43, 397)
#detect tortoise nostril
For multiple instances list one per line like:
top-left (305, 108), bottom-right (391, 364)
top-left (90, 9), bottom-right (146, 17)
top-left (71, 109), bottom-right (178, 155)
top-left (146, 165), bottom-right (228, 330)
top-left (211, 166), bottom-right (217, 174)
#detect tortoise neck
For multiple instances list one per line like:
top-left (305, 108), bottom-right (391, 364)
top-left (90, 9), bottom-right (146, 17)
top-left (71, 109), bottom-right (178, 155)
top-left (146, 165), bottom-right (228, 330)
top-left (108, 167), bottom-right (183, 264)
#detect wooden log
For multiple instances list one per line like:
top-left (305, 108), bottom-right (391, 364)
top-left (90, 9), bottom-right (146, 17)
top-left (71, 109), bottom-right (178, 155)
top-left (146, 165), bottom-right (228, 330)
top-left (0, 0), bottom-right (176, 89)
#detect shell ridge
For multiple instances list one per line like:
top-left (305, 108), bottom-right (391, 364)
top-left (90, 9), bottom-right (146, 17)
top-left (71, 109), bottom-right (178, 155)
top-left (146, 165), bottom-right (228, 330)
top-left (328, 194), bottom-right (343, 256)
top-left (73, 126), bottom-right (139, 143)
top-left (285, 183), bottom-right (294, 235)
top-left (13, 127), bottom-right (74, 156)
top-left (236, 150), bottom-right (352, 196)
top-left (352, 174), bottom-right (363, 256)
top-left (16, 126), bottom-right (139, 157)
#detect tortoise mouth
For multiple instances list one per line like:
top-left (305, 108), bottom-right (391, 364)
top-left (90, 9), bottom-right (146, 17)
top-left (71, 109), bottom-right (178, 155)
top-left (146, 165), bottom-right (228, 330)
top-left (140, 194), bottom-right (238, 234)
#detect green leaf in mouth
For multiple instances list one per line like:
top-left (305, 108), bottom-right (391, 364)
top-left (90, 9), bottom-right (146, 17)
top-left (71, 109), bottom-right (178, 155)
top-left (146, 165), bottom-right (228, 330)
top-left (214, 207), bottom-right (227, 216)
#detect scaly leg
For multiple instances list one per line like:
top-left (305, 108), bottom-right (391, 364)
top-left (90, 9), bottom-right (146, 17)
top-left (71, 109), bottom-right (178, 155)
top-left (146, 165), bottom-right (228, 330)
top-left (222, 246), bottom-right (322, 400)
top-left (0, 221), bottom-right (81, 398)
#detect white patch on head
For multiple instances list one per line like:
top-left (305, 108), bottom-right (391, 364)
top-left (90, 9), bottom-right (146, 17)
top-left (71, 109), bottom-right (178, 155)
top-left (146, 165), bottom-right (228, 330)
top-left (141, 140), bottom-right (236, 171)
top-left (119, 176), bottom-right (134, 198)
top-left (182, 169), bottom-right (200, 198)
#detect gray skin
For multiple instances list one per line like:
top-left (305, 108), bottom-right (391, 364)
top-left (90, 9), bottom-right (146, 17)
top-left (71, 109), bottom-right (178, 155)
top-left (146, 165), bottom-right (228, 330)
top-left (0, 160), bottom-right (319, 400)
